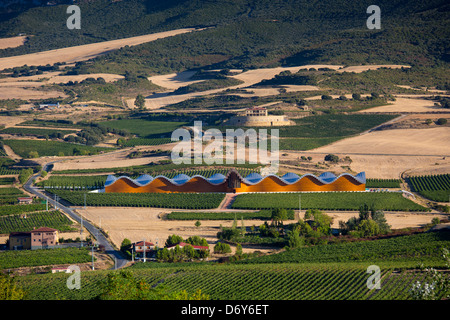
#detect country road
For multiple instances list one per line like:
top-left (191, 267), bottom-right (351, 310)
top-left (23, 161), bottom-right (128, 270)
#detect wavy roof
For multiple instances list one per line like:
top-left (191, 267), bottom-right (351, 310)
top-left (105, 171), bottom-right (365, 187)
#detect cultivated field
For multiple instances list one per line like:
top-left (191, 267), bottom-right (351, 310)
top-left (0, 28), bottom-right (199, 70)
top-left (0, 36), bottom-right (27, 49)
top-left (359, 97), bottom-right (448, 113)
top-left (310, 127), bottom-right (450, 157)
top-left (78, 206), bottom-right (446, 253)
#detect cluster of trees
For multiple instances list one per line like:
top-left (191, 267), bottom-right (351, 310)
top-left (120, 234), bottom-right (210, 262)
top-left (324, 154), bottom-right (339, 163)
top-left (256, 70), bottom-right (317, 86)
top-left (339, 204), bottom-right (391, 237)
top-left (286, 209), bottom-right (334, 248)
top-left (1, 63), bottom-right (61, 78)
top-left (64, 124), bottom-right (129, 146)
top-left (156, 234), bottom-right (210, 262)
top-left (18, 168), bottom-right (34, 184)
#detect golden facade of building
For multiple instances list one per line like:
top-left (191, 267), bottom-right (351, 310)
top-left (104, 170), bottom-right (366, 194)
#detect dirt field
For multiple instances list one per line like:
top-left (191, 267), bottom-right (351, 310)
top-left (77, 206), bottom-right (447, 255)
top-left (0, 36), bottom-right (27, 49)
top-left (0, 28), bottom-right (199, 70)
top-left (51, 143), bottom-right (177, 171)
top-left (359, 97), bottom-right (448, 113)
top-left (309, 127), bottom-right (450, 157)
top-left (0, 86), bottom-right (67, 100)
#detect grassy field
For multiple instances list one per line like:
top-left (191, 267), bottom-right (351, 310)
top-left (3, 140), bottom-right (114, 158)
top-left (231, 192), bottom-right (428, 211)
top-left (279, 137), bottom-right (342, 151)
top-left (276, 114), bottom-right (397, 138)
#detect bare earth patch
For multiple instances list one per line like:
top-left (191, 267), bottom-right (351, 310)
top-left (0, 36), bottom-right (27, 50)
top-left (359, 97), bottom-right (448, 113)
top-left (0, 28), bottom-right (199, 70)
top-left (310, 127), bottom-right (450, 157)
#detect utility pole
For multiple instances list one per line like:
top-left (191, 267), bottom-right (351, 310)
top-left (80, 212), bottom-right (83, 248)
top-left (91, 244), bottom-right (95, 270)
top-left (143, 238), bottom-right (146, 263)
top-left (299, 194), bottom-right (301, 219)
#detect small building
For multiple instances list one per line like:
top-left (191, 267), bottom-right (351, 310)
top-left (30, 227), bottom-right (59, 250)
top-left (39, 102), bottom-right (60, 109)
top-left (167, 242), bottom-right (209, 251)
top-left (17, 197), bottom-right (33, 205)
top-left (132, 241), bottom-right (155, 253)
top-left (228, 107), bottom-right (294, 127)
top-left (51, 267), bottom-right (72, 274)
top-left (9, 232), bottom-right (32, 250)
top-left (245, 107), bottom-right (268, 117)
top-left (132, 240), bottom-right (155, 259)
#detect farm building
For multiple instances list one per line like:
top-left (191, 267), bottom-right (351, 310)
top-left (17, 197), bottom-right (33, 204)
top-left (104, 170), bottom-right (366, 194)
top-left (9, 232), bottom-right (32, 250)
top-left (9, 227), bottom-right (59, 250)
top-left (132, 241), bottom-right (155, 253)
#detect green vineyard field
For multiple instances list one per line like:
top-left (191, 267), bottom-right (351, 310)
top-left (165, 209), bottom-right (295, 220)
top-left (121, 138), bottom-right (172, 147)
top-left (47, 190), bottom-right (225, 209)
top-left (0, 248), bottom-right (92, 270)
top-left (366, 178), bottom-right (402, 188)
top-left (0, 203), bottom-right (47, 217)
top-left (236, 231), bottom-right (450, 267)
top-left (37, 175), bottom-right (107, 190)
top-left (13, 262), bottom-right (429, 300)
top-left (0, 210), bottom-right (75, 234)
top-left (408, 174), bottom-right (450, 202)
top-left (232, 191), bottom-right (428, 211)
top-left (11, 230), bottom-right (450, 300)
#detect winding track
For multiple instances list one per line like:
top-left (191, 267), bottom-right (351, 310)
top-left (23, 161), bottom-right (128, 270)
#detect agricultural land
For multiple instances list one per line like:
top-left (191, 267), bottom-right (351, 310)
top-left (0, 0), bottom-right (448, 307)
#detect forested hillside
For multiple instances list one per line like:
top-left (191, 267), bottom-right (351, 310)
top-left (0, 0), bottom-right (448, 76)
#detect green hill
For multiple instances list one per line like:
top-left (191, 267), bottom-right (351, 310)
top-left (0, 0), bottom-right (448, 75)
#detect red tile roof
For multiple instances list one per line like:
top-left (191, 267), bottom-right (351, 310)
top-left (133, 241), bottom-right (154, 246)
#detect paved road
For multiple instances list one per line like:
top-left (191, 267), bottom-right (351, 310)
top-left (23, 162), bottom-right (128, 270)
